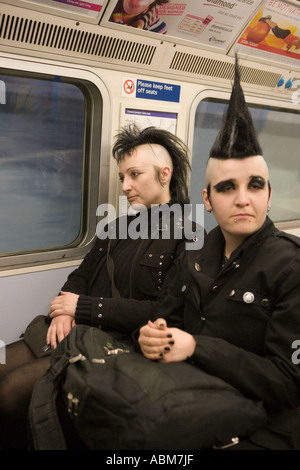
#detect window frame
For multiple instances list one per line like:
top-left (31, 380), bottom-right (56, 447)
top-left (187, 87), bottom-right (300, 235)
top-left (0, 58), bottom-right (111, 270)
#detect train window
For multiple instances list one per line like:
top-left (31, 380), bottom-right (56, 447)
top-left (190, 98), bottom-right (300, 233)
top-left (0, 72), bottom-right (101, 263)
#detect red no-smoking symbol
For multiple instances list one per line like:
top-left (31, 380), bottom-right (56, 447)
top-left (123, 79), bottom-right (135, 94)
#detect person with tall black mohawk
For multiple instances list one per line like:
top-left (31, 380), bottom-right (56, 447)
top-left (209, 52), bottom-right (263, 161)
top-left (138, 54), bottom-right (300, 450)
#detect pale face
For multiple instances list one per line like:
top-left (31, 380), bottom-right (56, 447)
top-left (202, 156), bottom-right (272, 255)
top-left (122, 0), bottom-right (153, 16)
top-left (118, 143), bottom-right (172, 209)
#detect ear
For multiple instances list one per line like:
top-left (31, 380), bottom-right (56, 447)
top-left (202, 188), bottom-right (212, 212)
top-left (267, 185), bottom-right (272, 212)
top-left (160, 166), bottom-right (172, 184)
top-left (268, 184), bottom-right (272, 208)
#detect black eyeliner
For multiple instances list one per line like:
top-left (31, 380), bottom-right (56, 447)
top-left (249, 176), bottom-right (266, 189)
top-left (213, 180), bottom-right (235, 192)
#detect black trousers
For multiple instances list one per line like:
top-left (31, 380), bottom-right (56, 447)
top-left (272, 26), bottom-right (291, 40)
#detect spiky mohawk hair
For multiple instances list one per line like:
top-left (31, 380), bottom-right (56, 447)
top-left (209, 54), bottom-right (263, 159)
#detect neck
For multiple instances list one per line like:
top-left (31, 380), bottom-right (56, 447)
top-left (223, 234), bottom-right (246, 259)
top-left (223, 217), bottom-right (268, 258)
top-left (159, 190), bottom-right (172, 206)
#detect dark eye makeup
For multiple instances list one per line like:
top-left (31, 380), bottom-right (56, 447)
top-left (213, 176), bottom-right (266, 193)
top-left (248, 176), bottom-right (266, 189)
top-left (118, 170), bottom-right (141, 183)
top-left (213, 180), bottom-right (235, 193)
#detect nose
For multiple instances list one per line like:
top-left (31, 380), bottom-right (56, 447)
top-left (122, 175), bottom-right (131, 194)
top-left (235, 187), bottom-right (249, 206)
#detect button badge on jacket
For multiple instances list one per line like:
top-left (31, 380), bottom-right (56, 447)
top-left (243, 292), bottom-right (255, 303)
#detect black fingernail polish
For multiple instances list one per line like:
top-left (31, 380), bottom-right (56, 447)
top-left (164, 346), bottom-right (170, 351)
top-left (169, 340), bottom-right (174, 345)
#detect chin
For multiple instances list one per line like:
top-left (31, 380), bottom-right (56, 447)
top-left (234, 226), bottom-right (258, 237)
top-left (130, 202), bottom-right (147, 211)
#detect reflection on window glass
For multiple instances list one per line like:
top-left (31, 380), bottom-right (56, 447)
top-left (191, 98), bottom-right (300, 233)
top-left (0, 74), bottom-right (85, 254)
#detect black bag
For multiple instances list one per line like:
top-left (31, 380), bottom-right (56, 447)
top-left (29, 325), bottom-right (266, 450)
top-left (23, 315), bottom-right (51, 358)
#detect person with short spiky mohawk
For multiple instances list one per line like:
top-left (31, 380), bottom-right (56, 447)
top-left (139, 55), bottom-right (300, 450)
top-left (0, 124), bottom-right (200, 450)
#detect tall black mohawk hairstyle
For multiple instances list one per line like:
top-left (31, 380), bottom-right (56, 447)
top-left (209, 54), bottom-right (263, 159)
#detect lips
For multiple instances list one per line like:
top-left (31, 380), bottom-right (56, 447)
top-left (127, 195), bottom-right (138, 203)
top-left (232, 213), bottom-right (253, 219)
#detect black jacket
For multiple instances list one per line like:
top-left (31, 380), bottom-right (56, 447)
top-left (61, 204), bottom-right (203, 336)
top-left (162, 217), bottom-right (300, 449)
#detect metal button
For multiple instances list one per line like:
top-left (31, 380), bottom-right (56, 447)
top-left (160, 255), bottom-right (164, 259)
top-left (243, 292), bottom-right (255, 303)
top-left (200, 316), bottom-right (206, 321)
top-left (98, 313), bottom-right (103, 318)
top-left (98, 303), bottom-right (103, 307)
top-left (148, 254), bottom-right (153, 257)
top-left (229, 290), bottom-right (235, 297)
top-left (181, 285), bottom-right (187, 293)
top-left (261, 298), bottom-right (269, 307)
top-left (194, 262), bottom-right (201, 272)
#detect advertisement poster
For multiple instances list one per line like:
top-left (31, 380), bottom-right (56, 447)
top-left (237, 0), bottom-right (300, 65)
top-left (107, 0), bottom-right (263, 50)
top-left (27, 0), bottom-right (107, 18)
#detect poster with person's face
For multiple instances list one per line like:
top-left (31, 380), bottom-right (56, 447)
top-left (106, 0), bottom-right (264, 51)
top-left (22, 0), bottom-right (108, 20)
top-left (237, 0), bottom-right (300, 66)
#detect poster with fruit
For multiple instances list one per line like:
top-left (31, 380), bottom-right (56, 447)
top-left (237, 0), bottom-right (300, 65)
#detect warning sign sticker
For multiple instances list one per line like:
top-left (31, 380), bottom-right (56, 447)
top-left (122, 78), bottom-right (181, 103)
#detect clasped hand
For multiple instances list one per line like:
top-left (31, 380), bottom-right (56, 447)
top-left (138, 318), bottom-right (196, 363)
top-left (46, 291), bottom-right (79, 349)
top-left (49, 291), bottom-right (79, 318)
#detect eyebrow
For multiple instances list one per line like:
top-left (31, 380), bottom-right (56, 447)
top-left (119, 166), bottom-right (142, 175)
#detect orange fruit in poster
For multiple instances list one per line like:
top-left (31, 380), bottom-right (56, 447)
top-left (247, 22), bottom-right (270, 44)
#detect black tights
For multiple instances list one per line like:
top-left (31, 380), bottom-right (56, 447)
top-left (0, 340), bottom-right (50, 450)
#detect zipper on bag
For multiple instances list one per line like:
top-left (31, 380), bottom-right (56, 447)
top-left (67, 392), bottom-right (80, 416)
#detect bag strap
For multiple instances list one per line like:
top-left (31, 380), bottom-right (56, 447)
top-left (106, 239), bottom-right (120, 298)
top-left (28, 354), bottom-right (69, 450)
